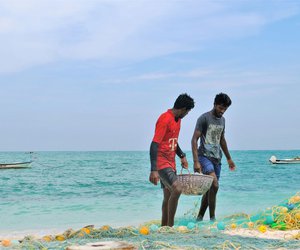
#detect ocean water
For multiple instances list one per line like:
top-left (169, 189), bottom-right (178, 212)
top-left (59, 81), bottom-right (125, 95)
top-left (0, 150), bottom-right (299, 235)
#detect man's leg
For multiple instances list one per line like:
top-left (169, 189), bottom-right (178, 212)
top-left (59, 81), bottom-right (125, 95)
top-left (197, 156), bottom-right (218, 221)
top-left (197, 192), bottom-right (208, 221)
top-left (208, 163), bottom-right (221, 220)
top-left (158, 168), bottom-right (180, 227)
top-left (167, 180), bottom-right (182, 227)
top-left (208, 172), bottom-right (219, 221)
top-left (161, 188), bottom-right (171, 226)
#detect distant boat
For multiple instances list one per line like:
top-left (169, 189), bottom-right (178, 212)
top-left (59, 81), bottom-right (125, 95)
top-left (269, 155), bottom-right (300, 164)
top-left (0, 161), bottom-right (32, 169)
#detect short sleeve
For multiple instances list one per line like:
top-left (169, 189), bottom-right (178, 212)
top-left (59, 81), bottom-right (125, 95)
top-left (152, 115), bottom-right (168, 143)
top-left (195, 114), bottom-right (206, 133)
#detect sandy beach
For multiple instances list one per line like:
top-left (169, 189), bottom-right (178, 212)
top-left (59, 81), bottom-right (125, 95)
top-left (1, 227), bottom-right (299, 241)
top-left (1, 226), bottom-right (300, 250)
top-left (224, 228), bottom-right (300, 240)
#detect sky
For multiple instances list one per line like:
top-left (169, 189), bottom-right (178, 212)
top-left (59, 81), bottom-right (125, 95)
top-left (0, 0), bottom-right (300, 151)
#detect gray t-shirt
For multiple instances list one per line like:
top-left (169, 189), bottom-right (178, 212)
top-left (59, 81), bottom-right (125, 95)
top-left (195, 111), bottom-right (225, 163)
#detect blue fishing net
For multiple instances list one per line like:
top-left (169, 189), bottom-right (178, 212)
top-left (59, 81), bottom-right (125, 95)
top-left (3, 193), bottom-right (300, 250)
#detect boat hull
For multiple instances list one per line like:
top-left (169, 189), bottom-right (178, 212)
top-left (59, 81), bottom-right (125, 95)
top-left (0, 161), bottom-right (32, 169)
top-left (269, 160), bottom-right (300, 164)
top-left (269, 155), bottom-right (300, 164)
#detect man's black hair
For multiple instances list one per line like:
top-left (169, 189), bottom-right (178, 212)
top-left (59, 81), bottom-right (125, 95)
top-left (173, 93), bottom-right (195, 110)
top-left (214, 93), bottom-right (232, 107)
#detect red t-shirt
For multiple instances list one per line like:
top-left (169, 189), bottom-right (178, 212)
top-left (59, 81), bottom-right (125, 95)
top-left (152, 109), bottom-right (181, 171)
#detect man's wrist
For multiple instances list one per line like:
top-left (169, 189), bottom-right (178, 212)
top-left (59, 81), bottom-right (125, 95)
top-left (150, 164), bottom-right (157, 171)
top-left (179, 152), bottom-right (186, 159)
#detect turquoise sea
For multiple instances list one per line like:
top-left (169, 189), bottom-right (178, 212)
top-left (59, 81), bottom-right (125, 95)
top-left (0, 150), bottom-right (299, 234)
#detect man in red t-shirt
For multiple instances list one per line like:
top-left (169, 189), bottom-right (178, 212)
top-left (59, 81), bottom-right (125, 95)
top-left (149, 93), bottom-right (194, 227)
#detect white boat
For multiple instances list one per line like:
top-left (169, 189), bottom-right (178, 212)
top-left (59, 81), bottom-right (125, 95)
top-left (0, 161), bottom-right (32, 169)
top-left (269, 155), bottom-right (300, 164)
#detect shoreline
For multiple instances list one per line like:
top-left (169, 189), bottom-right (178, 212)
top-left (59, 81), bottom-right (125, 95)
top-left (0, 220), bottom-right (145, 242)
top-left (0, 228), bottom-right (63, 241)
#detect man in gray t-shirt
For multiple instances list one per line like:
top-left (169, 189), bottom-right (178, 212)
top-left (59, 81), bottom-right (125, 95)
top-left (196, 111), bottom-right (225, 163)
top-left (191, 93), bottom-right (236, 221)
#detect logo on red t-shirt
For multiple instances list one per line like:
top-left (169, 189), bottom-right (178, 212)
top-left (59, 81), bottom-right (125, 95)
top-left (169, 138), bottom-right (178, 151)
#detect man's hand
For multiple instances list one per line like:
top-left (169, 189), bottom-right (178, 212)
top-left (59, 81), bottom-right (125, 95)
top-left (193, 161), bottom-right (202, 173)
top-left (227, 159), bottom-right (236, 171)
top-left (149, 171), bottom-right (160, 185)
top-left (180, 157), bottom-right (189, 169)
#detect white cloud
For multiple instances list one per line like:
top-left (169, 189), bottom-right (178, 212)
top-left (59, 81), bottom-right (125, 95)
top-left (127, 69), bottom-right (212, 81)
top-left (0, 0), bottom-right (299, 73)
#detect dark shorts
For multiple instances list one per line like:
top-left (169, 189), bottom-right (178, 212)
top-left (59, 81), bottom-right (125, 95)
top-left (158, 167), bottom-right (177, 190)
top-left (199, 156), bottom-right (222, 180)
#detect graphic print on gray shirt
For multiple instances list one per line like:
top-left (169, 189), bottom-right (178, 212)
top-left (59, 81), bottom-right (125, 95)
top-left (195, 111), bottom-right (225, 163)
